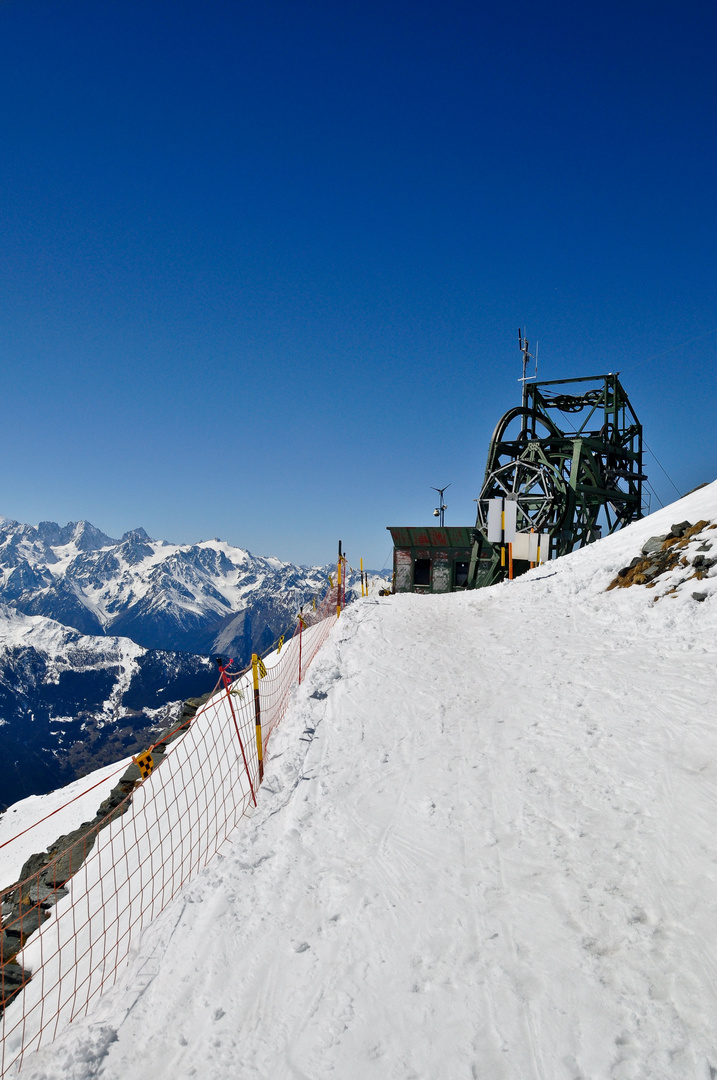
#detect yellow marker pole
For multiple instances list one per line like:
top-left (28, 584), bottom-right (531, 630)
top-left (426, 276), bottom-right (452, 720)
top-left (298, 607), bottom-right (304, 684)
top-left (501, 507), bottom-right (506, 571)
top-left (337, 543), bottom-right (343, 618)
top-left (251, 653), bottom-right (264, 782)
top-left (360, 557), bottom-right (364, 597)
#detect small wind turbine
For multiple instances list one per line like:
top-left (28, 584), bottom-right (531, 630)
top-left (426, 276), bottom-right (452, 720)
top-left (431, 484), bottom-right (450, 527)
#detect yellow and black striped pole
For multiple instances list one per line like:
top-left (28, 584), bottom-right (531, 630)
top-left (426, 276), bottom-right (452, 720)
top-left (337, 541), bottom-right (343, 618)
top-left (251, 653), bottom-right (264, 782)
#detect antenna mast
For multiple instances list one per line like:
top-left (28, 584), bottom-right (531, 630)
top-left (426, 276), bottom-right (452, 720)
top-left (518, 327), bottom-right (532, 409)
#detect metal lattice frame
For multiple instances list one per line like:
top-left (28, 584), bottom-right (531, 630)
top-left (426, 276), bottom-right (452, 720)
top-left (470, 373), bottom-right (644, 584)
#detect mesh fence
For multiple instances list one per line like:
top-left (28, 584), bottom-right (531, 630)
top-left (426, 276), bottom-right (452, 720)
top-left (0, 598), bottom-right (338, 1077)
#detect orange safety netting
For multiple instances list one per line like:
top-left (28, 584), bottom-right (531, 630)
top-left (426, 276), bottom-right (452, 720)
top-left (0, 601), bottom-right (338, 1077)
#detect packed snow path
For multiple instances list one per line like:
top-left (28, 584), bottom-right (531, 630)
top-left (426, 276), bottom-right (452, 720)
top-left (15, 485), bottom-right (717, 1079)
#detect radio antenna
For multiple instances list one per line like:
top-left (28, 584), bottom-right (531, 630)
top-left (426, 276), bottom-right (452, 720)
top-left (518, 328), bottom-right (532, 408)
top-left (517, 327), bottom-right (538, 409)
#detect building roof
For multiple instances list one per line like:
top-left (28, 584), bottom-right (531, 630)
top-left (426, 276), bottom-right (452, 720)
top-left (386, 526), bottom-right (474, 548)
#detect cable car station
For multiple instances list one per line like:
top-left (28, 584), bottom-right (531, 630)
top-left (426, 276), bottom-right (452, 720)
top-left (388, 334), bottom-right (645, 594)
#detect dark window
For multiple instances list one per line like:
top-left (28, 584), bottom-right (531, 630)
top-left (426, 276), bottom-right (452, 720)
top-left (413, 559), bottom-right (431, 587)
top-left (454, 561), bottom-right (469, 588)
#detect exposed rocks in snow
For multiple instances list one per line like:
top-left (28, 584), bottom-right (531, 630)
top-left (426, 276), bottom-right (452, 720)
top-left (640, 534), bottom-right (669, 555)
top-left (0, 692), bottom-right (212, 1011)
top-left (607, 519), bottom-right (716, 598)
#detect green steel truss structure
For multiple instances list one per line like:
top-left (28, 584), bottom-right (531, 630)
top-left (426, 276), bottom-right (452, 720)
top-left (468, 373), bottom-right (645, 587)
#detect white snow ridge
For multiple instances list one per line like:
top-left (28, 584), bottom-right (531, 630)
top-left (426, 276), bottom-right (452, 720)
top-left (9, 481), bottom-right (717, 1080)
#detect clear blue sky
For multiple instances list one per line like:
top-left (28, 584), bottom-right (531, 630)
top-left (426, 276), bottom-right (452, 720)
top-left (1, 0), bottom-right (715, 568)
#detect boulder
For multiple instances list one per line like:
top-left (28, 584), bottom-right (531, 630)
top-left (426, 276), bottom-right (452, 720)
top-left (4, 904), bottom-right (48, 941)
top-left (641, 535), bottom-right (668, 555)
top-left (119, 762), bottom-right (143, 785)
top-left (180, 693), bottom-right (212, 718)
top-left (46, 825), bottom-right (98, 884)
top-left (0, 930), bottom-right (18, 963)
top-left (642, 565), bottom-right (663, 581)
top-left (0, 961), bottom-right (30, 1008)
top-left (0, 962), bottom-right (26, 988)
top-left (18, 851), bottom-right (50, 882)
top-left (27, 880), bottom-right (68, 907)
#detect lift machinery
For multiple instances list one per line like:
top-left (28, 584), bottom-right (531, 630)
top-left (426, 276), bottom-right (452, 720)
top-left (467, 332), bottom-right (645, 588)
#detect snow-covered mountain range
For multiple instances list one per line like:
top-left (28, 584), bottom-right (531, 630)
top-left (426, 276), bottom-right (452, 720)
top-left (0, 516), bottom-right (378, 807)
top-left (0, 518), bottom-right (332, 659)
top-left (0, 604), bottom-right (214, 809)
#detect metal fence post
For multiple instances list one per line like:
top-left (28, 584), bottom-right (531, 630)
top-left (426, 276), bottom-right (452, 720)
top-left (251, 654), bottom-right (264, 783)
top-left (337, 541), bottom-right (342, 618)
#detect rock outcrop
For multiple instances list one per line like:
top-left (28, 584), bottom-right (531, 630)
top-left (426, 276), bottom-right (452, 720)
top-left (0, 691), bottom-right (212, 1011)
top-left (607, 519), bottom-right (717, 597)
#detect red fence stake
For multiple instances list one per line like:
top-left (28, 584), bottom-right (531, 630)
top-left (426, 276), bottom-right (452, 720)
top-left (298, 608), bottom-right (304, 684)
top-left (217, 657), bottom-right (257, 806)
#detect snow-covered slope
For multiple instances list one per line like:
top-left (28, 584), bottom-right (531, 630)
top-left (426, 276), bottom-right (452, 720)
top-left (8, 481), bottom-right (717, 1080)
top-left (0, 519), bottom-right (342, 662)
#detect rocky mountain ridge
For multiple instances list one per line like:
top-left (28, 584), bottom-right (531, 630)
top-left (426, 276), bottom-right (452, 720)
top-left (0, 517), bottom-right (332, 662)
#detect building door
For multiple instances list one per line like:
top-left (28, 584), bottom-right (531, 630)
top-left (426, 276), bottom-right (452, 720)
top-left (454, 561), bottom-right (469, 588)
top-left (413, 558), bottom-right (431, 587)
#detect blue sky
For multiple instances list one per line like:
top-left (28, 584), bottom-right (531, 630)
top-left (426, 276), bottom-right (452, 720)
top-left (1, 0), bottom-right (715, 568)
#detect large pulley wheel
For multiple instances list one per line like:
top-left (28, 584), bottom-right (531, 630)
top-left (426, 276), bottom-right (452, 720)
top-left (478, 456), bottom-right (566, 536)
top-left (484, 406), bottom-right (563, 474)
top-left (472, 373), bottom-right (643, 566)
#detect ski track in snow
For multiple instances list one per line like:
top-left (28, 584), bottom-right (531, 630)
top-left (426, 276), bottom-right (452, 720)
top-left (10, 482), bottom-right (717, 1080)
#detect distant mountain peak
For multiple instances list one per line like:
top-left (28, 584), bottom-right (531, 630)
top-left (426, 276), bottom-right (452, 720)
top-left (69, 520), bottom-right (118, 550)
top-left (120, 527), bottom-right (154, 544)
top-left (31, 519), bottom-right (118, 550)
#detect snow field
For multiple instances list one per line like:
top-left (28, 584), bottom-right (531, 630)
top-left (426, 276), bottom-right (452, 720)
top-left (6, 480), bottom-right (717, 1079)
top-left (1, 619), bottom-right (333, 1075)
